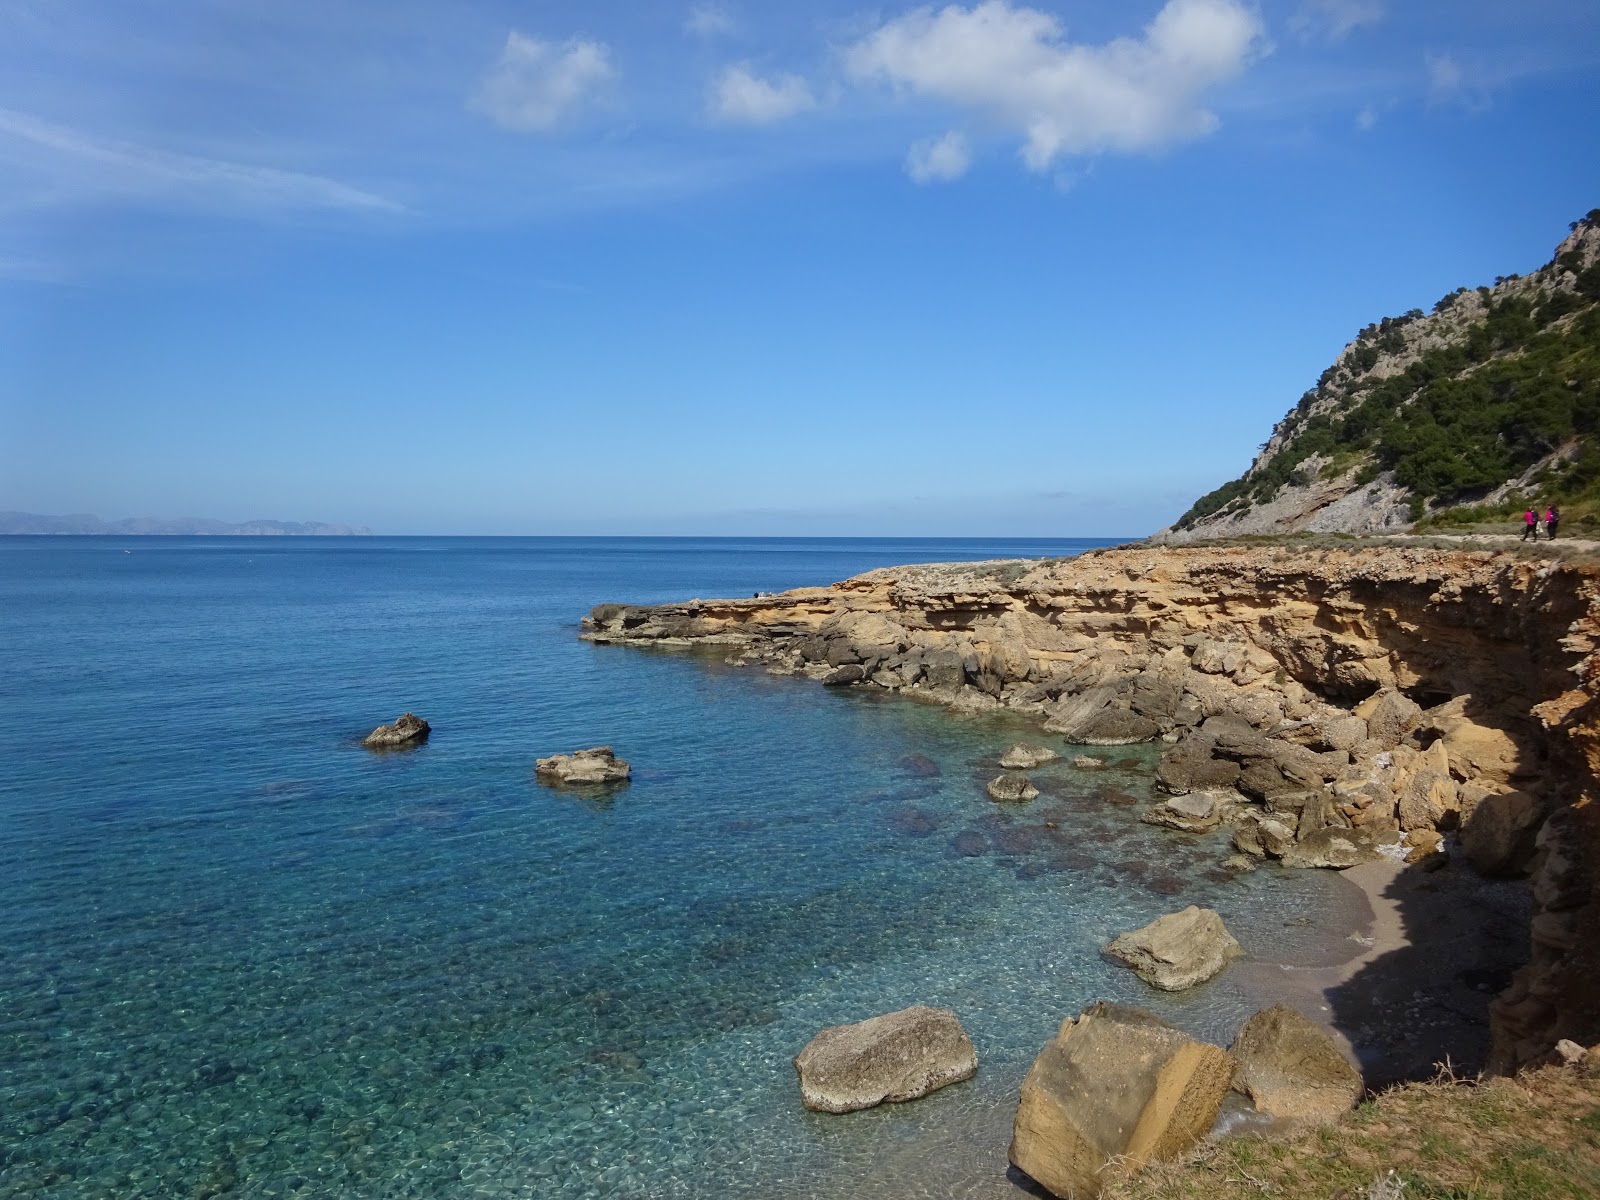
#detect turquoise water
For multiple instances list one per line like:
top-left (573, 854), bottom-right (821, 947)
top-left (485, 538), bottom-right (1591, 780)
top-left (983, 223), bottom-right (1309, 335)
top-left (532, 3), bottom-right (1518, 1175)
top-left (1, 537), bottom-right (1357, 1199)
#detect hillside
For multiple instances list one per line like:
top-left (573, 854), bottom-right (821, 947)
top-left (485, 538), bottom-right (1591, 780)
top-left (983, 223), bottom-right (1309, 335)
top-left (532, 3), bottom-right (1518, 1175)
top-left (1164, 210), bottom-right (1600, 540)
top-left (0, 512), bottom-right (372, 536)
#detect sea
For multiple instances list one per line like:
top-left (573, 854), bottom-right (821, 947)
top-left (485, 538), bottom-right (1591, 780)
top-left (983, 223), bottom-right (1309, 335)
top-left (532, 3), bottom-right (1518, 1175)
top-left (1, 536), bottom-right (1362, 1200)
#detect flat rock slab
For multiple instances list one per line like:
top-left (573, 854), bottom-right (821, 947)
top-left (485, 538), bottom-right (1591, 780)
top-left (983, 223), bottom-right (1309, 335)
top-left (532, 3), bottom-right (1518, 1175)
top-left (1230, 1004), bottom-right (1363, 1123)
top-left (1010, 1002), bottom-right (1235, 1199)
top-left (535, 747), bottom-right (631, 786)
top-left (1001, 743), bottom-right (1060, 769)
top-left (1280, 825), bottom-right (1394, 869)
top-left (988, 773), bottom-right (1040, 802)
top-left (793, 1005), bottom-right (977, 1114)
top-left (1106, 906), bottom-right (1243, 991)
top-left (363, 712), bottom-right (430, 748)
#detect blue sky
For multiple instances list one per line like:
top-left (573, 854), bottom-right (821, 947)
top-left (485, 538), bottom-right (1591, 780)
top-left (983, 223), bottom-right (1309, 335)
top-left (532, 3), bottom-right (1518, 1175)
top-left (1, 0), bottom-right (1596, 536)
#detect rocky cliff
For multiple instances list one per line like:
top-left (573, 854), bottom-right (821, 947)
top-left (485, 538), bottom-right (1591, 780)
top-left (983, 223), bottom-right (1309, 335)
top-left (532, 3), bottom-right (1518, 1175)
top-left (1163, 211), bottom-right (1600, 539)
top-left (584, 545), bottom-right (1600, 1072)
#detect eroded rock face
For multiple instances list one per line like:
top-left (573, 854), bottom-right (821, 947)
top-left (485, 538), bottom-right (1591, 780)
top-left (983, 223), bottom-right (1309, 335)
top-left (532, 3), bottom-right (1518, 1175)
top-left (1009, 1002), bottom-right (1235, 1198)
top-left (580, 545), bottom-right (1600, 1072)
top-left (363, 712), bottom-right (430, 748)
top-left (988, 773), bottom-right (1040, 803)
top-left (1105, 906), bottom-right (1244, 992)
top-left (1230, 1005), bottom-right (1363, 1123)
top-left (534, 747), bottom-right (631, 786)
top-left (1001, 743), bottom-right (1060, 769)
top-left (792, 1006), bottom-right (977, 1114)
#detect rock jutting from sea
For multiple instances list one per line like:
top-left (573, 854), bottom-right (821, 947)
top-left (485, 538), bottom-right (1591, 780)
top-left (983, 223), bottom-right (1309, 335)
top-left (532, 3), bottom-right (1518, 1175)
top-left (582, 544), bottom-right (1600, 1072)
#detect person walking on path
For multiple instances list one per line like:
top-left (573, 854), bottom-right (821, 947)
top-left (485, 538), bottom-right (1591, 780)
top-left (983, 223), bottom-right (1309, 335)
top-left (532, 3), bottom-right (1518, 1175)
top-left (1546, 505), bottom-right (1561, 540)
top-left (1523, 508), bottom-right (1541, 541)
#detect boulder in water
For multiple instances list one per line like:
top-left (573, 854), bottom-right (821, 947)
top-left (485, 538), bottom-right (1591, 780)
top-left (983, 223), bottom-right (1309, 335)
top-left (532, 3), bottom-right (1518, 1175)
top-left (1000, 743), bottom-right (1060, 769)
top-left (987, 773), bottom-right (1040, 802)
top-left (363, 712), bottom-right (430, 749)
top-left (535, 747), bottom-right (632, 786)
top-left (1010, 1002), bottom-right (1234, 1198)
top-left (793, 1006), bottom-right (977, 1113)
top-left (1105, 906), bottom-right (1243, 991)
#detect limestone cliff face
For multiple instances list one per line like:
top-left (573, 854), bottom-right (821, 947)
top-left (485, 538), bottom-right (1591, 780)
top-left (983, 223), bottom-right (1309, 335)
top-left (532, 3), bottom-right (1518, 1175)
top-left (1162, 213), bottom-right (1600, 540)
top-left (584, 546), bottom-right (1600, 1071)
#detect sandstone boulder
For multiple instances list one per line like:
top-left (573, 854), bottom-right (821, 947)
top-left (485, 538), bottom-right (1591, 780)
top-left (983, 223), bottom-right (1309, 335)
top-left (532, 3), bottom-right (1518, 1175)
top-left (1105, 906), bottom-right (1243, 991)
top-left (988, 773), bottom-right (1040, 803)
top-left (1010, 1002), bottom-right (1235, 1199)
top-left (1074, 708), bottom-right (1161, 747)
top-left (1001, 743), bottom-right (1060, 769)
top-left (1280, 826), bottom-right (1391, 869)
top-left (1073, 754), bottom-right (1107, 769)
top-left (1358, 689), bottom-right (1423, 750)
top-left (1156, 736), bottom-right (1242, 794)
top-left (363, 712), bottom-right (430, 748)
top-left (534, 747), bottom-right (631, 786)
top-left (822, 664), bottom-right (865, 686)
top-left (1461, 790), bottom-right (1545, 876)
top-left (1230, 1005), bottom-right (1362, 1123)
top-left (1396, 768), bottom-right (1459, 832)
top-left (793, 1006), bottom-right (977, 1113)
top-left (1142, 792), bottom-right (1226, 834)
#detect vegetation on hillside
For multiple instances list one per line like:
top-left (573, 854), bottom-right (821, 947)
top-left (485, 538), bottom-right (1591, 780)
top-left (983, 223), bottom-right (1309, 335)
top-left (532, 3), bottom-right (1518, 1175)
top-left (1177, 210), bottom-right (1600, 532)
top-left (1105, 1063), bottom-right (1600, 1200)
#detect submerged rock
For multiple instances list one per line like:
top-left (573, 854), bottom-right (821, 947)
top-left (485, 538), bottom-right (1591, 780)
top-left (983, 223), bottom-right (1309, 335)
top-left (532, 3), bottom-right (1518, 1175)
top-left (1010, 1002), bottom-right (1235, 1198)
top-left (534, 747), bottom-right (632, 786)
top-left (1105, 906), bottom-right (1243, 991)
top-left (987, 773), bottom-right (1040, 803)
top-left (1072, 754), bottom-right (1107, 769)
top-left (363, 712), bottom-right (430, 749)
top-left (1230, 1004), bottom-right (1363, 1123)
top-left (793, 1006), bottom-right (977, 1113)
top-left (1000, 743), bottom-right (1060, 769)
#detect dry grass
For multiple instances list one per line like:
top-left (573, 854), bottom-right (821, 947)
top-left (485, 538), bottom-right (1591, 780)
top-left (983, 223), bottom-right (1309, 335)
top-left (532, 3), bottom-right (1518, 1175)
top-left (1104, 1065), bottom-right (1600, 1200)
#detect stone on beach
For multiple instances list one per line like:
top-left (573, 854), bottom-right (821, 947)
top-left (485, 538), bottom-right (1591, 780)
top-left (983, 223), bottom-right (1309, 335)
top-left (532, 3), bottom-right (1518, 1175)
top-left (362, 712), bottom-right (430, 748)
top-left (1105, 906), bottom-right (1243, 991)
top-left (792, 1006), bottom-right (977, 1114)
top-left (1229, 1004), bottom-right (1363, 1123)
top-left (1461, 789), bottom-right (1545, 876)
top-left (1280, 825), bottom-right (1392, 869)
top-left (987, 773), bottom-right (1040, 802)
top-left (1000, 743), bottom-right (1060, 769)
top-left (534, 747), bottom-right (632, 785)
top-left (1009, 1002), bottom-right (1235, 1198)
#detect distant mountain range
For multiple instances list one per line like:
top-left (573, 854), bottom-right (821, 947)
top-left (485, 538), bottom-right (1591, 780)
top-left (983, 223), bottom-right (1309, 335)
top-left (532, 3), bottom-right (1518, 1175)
top-left (0, 512), bottom-right (373, 536)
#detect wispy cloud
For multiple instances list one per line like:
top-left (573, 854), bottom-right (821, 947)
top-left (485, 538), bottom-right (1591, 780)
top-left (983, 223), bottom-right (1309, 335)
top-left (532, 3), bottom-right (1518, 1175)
top-left (471, 32), bottom-right (617, 133)
top-left (0, 107), bottom-right (401, 215)
top-left (708, 65), bottom-right (817, 125)
top-left (686, 4), bottom-right (736, 38)
top-left (1289, 0), bottom-right (1384, 44)
top-left (846, 0), bottom-right (1267, 176)
top-left (906, 131), bottom-right (971, 183)
top-left (1426, 51), bottom-right (1489, 111)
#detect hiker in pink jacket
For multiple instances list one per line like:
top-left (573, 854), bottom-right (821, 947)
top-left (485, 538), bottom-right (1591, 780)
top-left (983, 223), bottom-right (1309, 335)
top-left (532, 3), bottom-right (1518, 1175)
top-left (1522, 509), bottom-right (1540, 541)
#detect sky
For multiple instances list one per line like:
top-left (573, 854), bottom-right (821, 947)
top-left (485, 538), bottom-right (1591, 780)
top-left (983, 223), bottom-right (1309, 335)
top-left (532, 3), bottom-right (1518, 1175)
top-left (0, 0), bottom-right (1597, 536)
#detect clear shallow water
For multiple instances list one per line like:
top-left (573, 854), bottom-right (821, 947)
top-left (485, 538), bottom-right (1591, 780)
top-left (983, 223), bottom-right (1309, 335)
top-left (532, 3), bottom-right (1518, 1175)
top-left (1, 537), bottom-right (1359, 1199)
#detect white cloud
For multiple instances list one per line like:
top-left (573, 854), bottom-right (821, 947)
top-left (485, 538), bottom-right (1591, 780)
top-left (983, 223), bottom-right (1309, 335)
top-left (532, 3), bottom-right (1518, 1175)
top-left (1290, 0), bottom-right (1383, 44)
top-left (686, 4), bottom-right (736, 37)
top-left (1426, 51), bottom-right (1488, 110)
top-left (0, 107), bottom-right (400, 215)
top-left (846, 0), bottom-right (1266, 174)
top-left (709, 65), bottom-right (817, 125)
top-left (471, 32), bottom-right (616, 133)
top-left (906, 131), bottom-right (971, 182)
top-left (1356, 104), bottom-right (1379, 130)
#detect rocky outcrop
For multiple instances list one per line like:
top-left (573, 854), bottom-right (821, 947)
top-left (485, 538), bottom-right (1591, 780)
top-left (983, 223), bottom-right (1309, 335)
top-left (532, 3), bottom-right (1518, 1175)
top-left (534, 747), bottom-right (631, 786)
top-left (987, 773), bottom-right (1039, 803)
top-left (582, 543), bottom-right (1600, 1071)
top-left (1230, 1004), bottom-right (1364, 1123)
top-left (792, 1006), bottom-right (977, 1114)
top-left (362, 712), bottom-right (430, 748)
top-left (1105, 907), bottom-right (1244, 992)
top-left (1009, 1002), bottom-right (1235, 1198)
top-left (1000, 743), bottom-right (1059, 769)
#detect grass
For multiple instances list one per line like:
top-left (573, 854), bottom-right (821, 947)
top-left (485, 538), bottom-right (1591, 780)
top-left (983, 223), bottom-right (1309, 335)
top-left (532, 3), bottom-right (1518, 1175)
top-left (1104, 1064), bottom-right (1600, 1200)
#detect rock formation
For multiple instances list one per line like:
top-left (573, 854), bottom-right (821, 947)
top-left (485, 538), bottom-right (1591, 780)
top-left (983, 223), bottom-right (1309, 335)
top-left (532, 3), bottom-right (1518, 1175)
top-left (1105, 907), bottom-right (1244, 992)
top-left (1000, 743), bottom-right (1060, 768)
top-left (362, 712), bottom-right (430, 748)
top-left (534, 747), bottom-right (631, 786)
top-left (1009, 1002), bottom-right (1235, 1198)
top-left (792, 1006), bottom-right (977, 1114)
top-left (987, 773), bottom-right (1040, 802)
top-left (1229, 1004), bottom-right (1364, 1123)
top-left (581, 543), bottom-right (1600, 1071)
